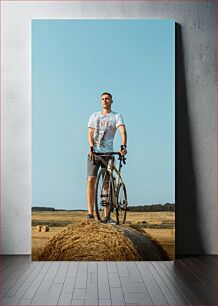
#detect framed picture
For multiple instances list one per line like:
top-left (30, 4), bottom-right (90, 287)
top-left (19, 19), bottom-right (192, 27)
top-left (32, 19), bottom-right (175, 261)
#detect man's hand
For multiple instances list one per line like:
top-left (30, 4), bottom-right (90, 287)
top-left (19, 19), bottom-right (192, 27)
top-left (89, 146), bottom-right (95, 158)
top-left (120, 145), bottom-right (127, 156)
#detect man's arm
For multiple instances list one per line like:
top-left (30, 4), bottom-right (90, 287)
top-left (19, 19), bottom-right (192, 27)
top-left (118, 125), bottom-right (127, 155)
top-left (88, 128), bottom-right (95, 156)
top-left (88, 128), bottom-right (94, 147)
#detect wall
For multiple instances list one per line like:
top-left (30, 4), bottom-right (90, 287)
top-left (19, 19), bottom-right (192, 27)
top-left (1, 0), bottom-right (217, 255)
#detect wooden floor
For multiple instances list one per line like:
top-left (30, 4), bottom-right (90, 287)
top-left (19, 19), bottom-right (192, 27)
top-left (0, 256), bottom-right (217, 305)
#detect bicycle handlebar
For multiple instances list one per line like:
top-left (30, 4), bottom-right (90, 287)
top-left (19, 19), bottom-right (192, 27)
top-left (93, 152), bottom-right (126, 165)
top-left (93, 152), bottom-right (121, 156)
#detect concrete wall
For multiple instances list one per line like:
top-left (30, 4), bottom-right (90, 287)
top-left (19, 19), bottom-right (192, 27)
top-left (1, 1), bottom-right (216, 255)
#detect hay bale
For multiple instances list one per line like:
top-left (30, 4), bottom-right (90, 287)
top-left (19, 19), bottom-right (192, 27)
top-left (38, 221), bottom-right (140, 261)
top-left (41, 225), bottom-right (49, 232)
top-left (37, 221), bottom-right (169, 261)
top-left (36, 225), bottom-right (41, 232)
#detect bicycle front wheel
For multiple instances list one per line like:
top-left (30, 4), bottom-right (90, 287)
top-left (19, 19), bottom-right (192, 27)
top-left (95, 168), bottom-right (113, 222)
top-left (116, 183), bottom-right (128, 224)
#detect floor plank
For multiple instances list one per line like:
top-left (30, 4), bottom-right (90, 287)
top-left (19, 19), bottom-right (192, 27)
top-left (185, 256), bottom-right (217, 286)
top-left (136, 262), bottom-right (169, 305)
top-left (176, 257), bottom-right (217, 305)
top-left (110, 287), bottom-right (125, 305)
top-left (157, 261), bottom-right (195, 304)
top-left (157, 260), bottom-right (201, 304)
top-left (0, 256), bottom-right (15, 272)
top-left (36, 261), bottom-right (61, 293)
top-left (30, 283), bottom-right (63, 305)
top-left (4, 262), bottom-right (45, 298)
top-left (2, 257), bottom-right (31, 289)
top-left (147, 262), bottom-right (182, 305)
top-left (98, 262), bottom-right (111, 300)
top-left (2, 281), bottom-right (32, 305)
top-left (57, 292), bottom-right (73, 305)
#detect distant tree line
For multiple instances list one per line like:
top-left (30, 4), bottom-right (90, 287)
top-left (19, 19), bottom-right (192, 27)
top-left (32, 207), bottom-right (56, 211)
top-left (32, 203), bottom-right (175, 212)
top-left (128, 203), bottom-right (175, 212)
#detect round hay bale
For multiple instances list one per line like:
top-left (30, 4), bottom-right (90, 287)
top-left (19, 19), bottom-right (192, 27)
top-left (117, 225), bottom-right (170, 260)
top-left (38, 221), bottom-right (140, 261)
top-left (36, 225), bottom-right (41, 232)
top-left (41, 225), bottom-right (49, 232)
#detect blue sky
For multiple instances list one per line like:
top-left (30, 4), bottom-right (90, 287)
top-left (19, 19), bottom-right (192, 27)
top-left (32, 19), bottom-right (175, 210)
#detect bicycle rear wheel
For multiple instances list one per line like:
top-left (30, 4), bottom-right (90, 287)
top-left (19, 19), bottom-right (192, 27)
top-left (95, 168), bottom-right (113, 222)
top-left (116, 183), bottom-right (128, 224)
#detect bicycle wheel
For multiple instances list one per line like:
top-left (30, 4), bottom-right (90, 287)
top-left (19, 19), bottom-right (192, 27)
top-left (95, 168), bottom-right (113, 222)
top-left (116, 183), bottom-right (128, 224)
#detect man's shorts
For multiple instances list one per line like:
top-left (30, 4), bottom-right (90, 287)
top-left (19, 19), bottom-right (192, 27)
top-left (87, 155), bottom-right (111, 177)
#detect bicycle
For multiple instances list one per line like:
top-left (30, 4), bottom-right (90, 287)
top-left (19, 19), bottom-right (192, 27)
top-left (93, 152), bottom-right (128, 224)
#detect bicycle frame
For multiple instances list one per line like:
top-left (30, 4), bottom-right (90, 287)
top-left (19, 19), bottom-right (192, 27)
top-left (107, 159), bottom-right (123, 186)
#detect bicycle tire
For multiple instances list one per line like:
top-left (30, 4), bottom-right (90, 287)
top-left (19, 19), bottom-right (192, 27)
top-left (116, 183), bottom-right (128, 224)
top-left (95, 168), bottom-right (114, 222)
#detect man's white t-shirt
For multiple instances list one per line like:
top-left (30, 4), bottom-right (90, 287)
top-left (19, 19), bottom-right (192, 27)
top-left (87, 111), bottom-right (125, 153)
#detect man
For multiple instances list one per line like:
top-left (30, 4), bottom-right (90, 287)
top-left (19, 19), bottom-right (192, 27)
top-left (87, 92), bottom-right (127, 223)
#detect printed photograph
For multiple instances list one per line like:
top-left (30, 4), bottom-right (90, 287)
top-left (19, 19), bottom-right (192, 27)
top-left (32, 19), bottom-right (175, 261)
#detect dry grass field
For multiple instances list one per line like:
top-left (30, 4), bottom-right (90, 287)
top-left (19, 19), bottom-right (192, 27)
top-left (32, 210), bottom-right (175, 260)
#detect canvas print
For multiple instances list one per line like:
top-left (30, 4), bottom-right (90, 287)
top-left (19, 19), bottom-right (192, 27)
top-left (32, 20), bottom-right (175, 261)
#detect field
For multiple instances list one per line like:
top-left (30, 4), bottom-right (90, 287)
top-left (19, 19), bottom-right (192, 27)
top-left (32, 211), bottom-right (175, 260)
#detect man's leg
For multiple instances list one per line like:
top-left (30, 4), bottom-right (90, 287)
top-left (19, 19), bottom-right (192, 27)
top-left (87, 154), bottom-right (99, 218)
top-left (87, 176), bottom-right (96, 215)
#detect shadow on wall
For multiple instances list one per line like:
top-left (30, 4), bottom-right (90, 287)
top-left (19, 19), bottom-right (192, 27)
top-left (175, 23), bottom-right (206, 256)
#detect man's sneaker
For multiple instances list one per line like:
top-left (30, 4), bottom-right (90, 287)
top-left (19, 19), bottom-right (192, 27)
top-left (87, 214), bottom-right (94, 220)
top-left (102, 216), bottom-right (117, 224)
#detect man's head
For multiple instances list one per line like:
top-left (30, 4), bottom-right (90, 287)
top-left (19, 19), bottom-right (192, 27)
top-left (101, 92), bottom-right (113, 111)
